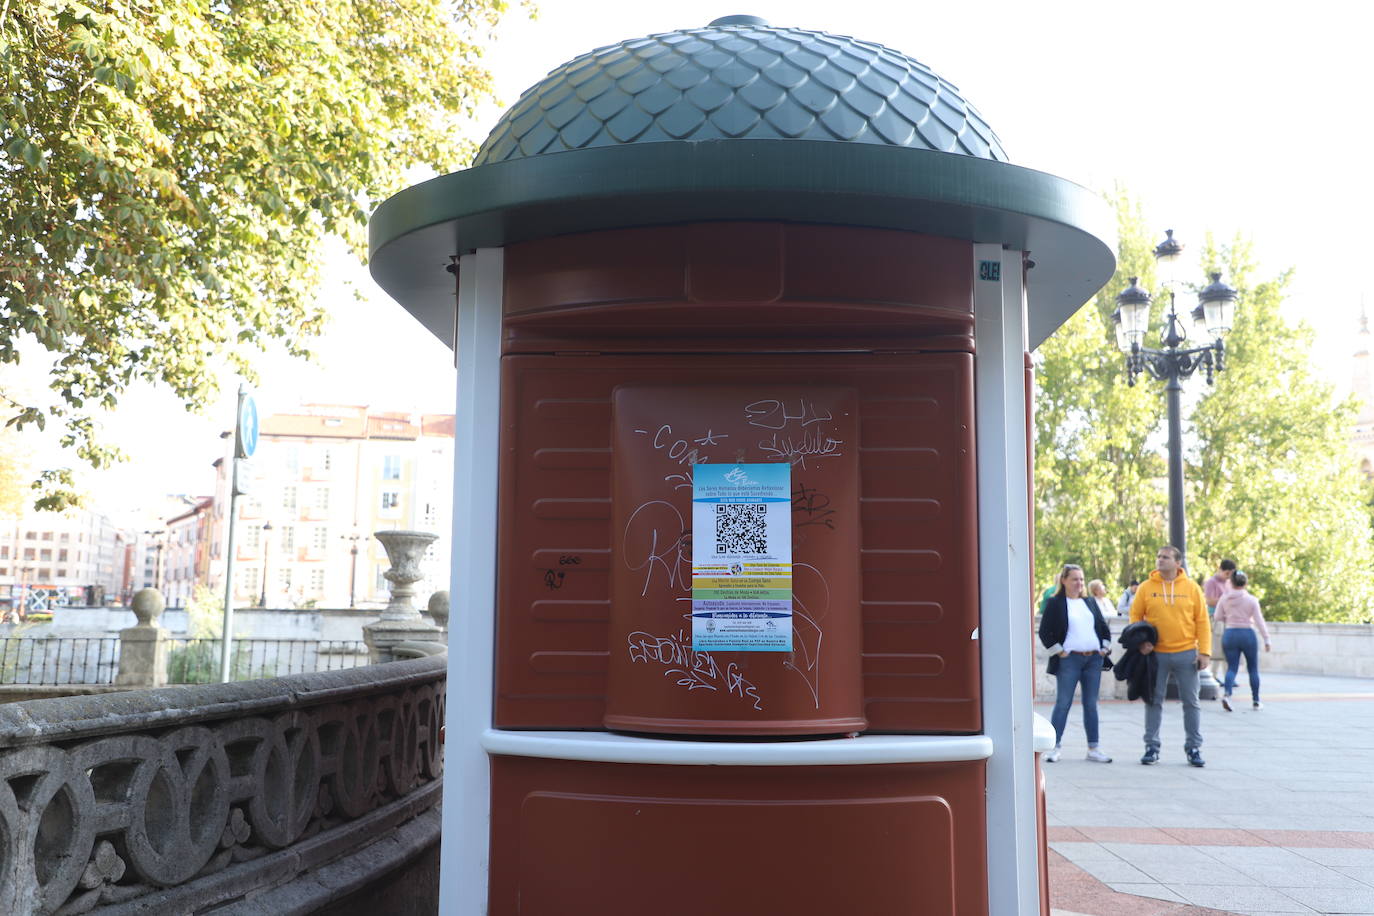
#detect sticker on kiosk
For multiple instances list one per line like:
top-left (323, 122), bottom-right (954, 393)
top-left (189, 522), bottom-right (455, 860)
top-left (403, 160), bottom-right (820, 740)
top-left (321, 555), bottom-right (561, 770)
top-left (691, 463), bottom-right (793, 651)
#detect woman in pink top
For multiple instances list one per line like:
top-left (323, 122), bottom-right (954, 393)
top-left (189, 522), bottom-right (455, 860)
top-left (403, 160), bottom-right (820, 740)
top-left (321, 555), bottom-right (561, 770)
top-left (1213, 570), bottom-right (1271, 711)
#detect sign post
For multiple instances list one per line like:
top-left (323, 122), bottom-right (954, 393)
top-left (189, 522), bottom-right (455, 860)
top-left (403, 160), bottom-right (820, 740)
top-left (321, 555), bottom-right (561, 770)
top-left (220, 385), bottom-right (258, 683)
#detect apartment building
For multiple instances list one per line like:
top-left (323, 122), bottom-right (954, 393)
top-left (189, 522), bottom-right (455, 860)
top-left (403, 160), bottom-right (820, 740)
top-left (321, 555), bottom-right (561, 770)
top-left (162, 497), bottom-right (215, 607)
top-left (0, 507), bottom-right (129, 608)
top-left (208, 405), bottom-right (453, 609)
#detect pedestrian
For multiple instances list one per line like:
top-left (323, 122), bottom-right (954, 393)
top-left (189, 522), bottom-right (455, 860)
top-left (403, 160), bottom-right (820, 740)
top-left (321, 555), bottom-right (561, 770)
top-left (1203, 558), bottom-right (1235, 678)
top-left (1038, 564), bottom-right (1113, 763)
top-left (1129, 545), bottom-right (1212, 767)
top-left (1213, 570), bottom-right (1270, 711)
top-left (1087, 579), bottom-right (1116, 620)
top-left (1117, 579), bottom-right (1139, 616)
top-left (1203, 558), bottom-right (1236, 615)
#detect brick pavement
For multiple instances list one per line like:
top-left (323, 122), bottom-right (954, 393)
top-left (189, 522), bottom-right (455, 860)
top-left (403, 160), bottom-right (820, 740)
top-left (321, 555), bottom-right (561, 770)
top-left (1040, 671), bottom-right (1374, 915)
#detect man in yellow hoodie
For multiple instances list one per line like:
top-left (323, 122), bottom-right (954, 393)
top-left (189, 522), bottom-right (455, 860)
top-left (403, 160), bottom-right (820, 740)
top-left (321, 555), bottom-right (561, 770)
top-left (1129, 545), bottom-right (1212, 767)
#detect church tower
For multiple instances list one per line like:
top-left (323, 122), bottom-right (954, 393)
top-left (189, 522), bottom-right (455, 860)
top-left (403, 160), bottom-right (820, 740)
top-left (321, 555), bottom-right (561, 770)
top-left (1351, 304), bottom-right (1374, 478)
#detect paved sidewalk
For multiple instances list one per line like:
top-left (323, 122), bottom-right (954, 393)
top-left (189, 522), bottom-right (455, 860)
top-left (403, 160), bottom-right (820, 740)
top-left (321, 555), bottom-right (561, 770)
top-left (1039, 671), bottom-right (1374, 915)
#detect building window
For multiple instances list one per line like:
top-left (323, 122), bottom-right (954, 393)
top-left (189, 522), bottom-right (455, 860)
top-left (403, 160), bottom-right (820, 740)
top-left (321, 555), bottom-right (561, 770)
top-left (38, 568), bottom-right (51, 579)
top-left (40, 532), bottom-right (52, 541)
top-left (39, 549), bottom-right (51, 561)
top-left (383, 455), bottom-right (402, 480)
top-left (0, 567), bottom-right (7, 576)
top-left (56, 568), bottom-right (67, 579)
top-left (322, 448), bottom-right (333, 471)
top-left (59, 533), bottom-right (68, 543)
top-left (310, 569), bottom-right (325, 592)
top-left (315, 488), bottom-right (330, 511)
top-left (282, 486), bottom-right (297, 511)
top-left (280, 525), bottom-right (295, 553)
top-left (57, 549), bottom-right (67, 562)
top-left (0, 547), bottom-right (7, 559)
top-left (240, 566), bottom-right (260, 593)
top-left (380, 491), bottom-right (400, 512)
top-left (312, 527), bottom-right (328, 550)
top-left (278, 568), bottom-right (292, 591)
top-left (22, 548), bottom-right (34, 561)
top-left (243, 526), bottom-right (261, 550)
top-left (24, 532), bottom-right (34, 540)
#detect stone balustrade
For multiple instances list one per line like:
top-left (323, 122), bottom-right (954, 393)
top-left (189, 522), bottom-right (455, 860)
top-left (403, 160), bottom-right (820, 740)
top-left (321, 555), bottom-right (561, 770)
top-left (1033, 616), bottom-right (1374, 699)
top-left (0, 654), bottom-right (445, 915)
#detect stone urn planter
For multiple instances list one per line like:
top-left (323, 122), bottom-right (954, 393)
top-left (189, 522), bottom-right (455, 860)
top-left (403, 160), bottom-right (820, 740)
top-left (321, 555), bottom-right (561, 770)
top-left (364, 530), bottom-right (445, 662)
top-left (374, 530), bottom-right (439, 619)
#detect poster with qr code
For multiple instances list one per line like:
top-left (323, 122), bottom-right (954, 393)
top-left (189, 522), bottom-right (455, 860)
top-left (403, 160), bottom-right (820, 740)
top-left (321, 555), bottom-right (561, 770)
top-left (691, 463), bottom-right (792, 651)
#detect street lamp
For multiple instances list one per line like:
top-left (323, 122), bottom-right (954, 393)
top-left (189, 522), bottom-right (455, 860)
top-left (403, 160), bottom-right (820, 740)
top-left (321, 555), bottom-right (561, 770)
top-left (1111, 229), bottom-right (1240, 566)
top-left (259, 522), bottom-right (273, 608)
top-left (341, 532), bottom-right (363, 608)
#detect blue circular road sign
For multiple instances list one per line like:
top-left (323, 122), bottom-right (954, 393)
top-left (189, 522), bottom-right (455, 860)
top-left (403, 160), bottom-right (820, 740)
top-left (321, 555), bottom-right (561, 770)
top-left (237, 396), bottom-right (259, 459)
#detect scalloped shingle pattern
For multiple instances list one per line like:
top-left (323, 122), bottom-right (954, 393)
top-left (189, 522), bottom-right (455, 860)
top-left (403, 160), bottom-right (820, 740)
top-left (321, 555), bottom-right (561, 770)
top-left (474, 23), bottom-right (1008, 165)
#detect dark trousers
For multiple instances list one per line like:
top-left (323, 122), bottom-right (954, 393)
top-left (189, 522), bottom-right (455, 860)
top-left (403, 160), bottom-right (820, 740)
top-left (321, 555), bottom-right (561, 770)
top-left (1222, 628), bottom-right (1261, 701)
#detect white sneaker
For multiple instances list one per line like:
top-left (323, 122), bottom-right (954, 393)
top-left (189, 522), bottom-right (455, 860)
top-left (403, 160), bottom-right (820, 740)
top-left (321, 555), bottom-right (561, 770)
top-left (1045, 746), bottom-right (1061, 762)
top-left (1085, 747), bottom-right (1113, 763)
top-left (1221, 696), bottom-right (1233, 711)
top-left (1253, 701), bottom-right (1263, 710)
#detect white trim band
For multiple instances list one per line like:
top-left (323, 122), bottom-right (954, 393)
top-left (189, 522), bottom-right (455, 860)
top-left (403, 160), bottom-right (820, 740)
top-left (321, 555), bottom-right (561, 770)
top-left (482, 729), bottom-right (994, 767)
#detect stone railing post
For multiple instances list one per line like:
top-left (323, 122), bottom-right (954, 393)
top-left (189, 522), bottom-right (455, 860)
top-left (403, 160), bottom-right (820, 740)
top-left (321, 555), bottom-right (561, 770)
top-left (116, 588), bottom-right (169, 687)
top-left (426, 590), bottom-right (449, 642)
top-left (363, 531), bottom-right (445, 663)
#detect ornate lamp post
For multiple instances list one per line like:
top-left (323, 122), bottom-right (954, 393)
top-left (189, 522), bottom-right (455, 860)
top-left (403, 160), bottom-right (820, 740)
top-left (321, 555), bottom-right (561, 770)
top-left (1111, 230), bottom-right (1240, 568)
top-left (341, 532), bottom-right (363, 607)
top-left (258, 521), bottom-right (273, 608)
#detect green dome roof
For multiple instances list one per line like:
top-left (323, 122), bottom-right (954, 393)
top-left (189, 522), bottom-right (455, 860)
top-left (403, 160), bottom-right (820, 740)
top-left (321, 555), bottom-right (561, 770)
top-left (369, 17), bottom-right (1116, 352)
top-left (475, 16), bottom-right (1008, 165)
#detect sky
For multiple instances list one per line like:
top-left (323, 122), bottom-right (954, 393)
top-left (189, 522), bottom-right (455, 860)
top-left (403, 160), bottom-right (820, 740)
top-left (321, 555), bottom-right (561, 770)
top-left (16, 0), bottom-right (1374, 523)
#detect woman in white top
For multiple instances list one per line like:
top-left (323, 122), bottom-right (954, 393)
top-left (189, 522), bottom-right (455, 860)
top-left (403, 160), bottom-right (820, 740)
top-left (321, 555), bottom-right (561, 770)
top-left (1037, 564), bottom-right (1113, 762)
top-left (1213, 570), bottom-right (1271, 711)
top-left (1087, 579), bottom-right (1116, 620)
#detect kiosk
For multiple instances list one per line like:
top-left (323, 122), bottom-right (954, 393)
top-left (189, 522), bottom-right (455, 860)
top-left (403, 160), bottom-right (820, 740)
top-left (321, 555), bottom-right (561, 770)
top-left (370, 15), bottom-right (1114, 914)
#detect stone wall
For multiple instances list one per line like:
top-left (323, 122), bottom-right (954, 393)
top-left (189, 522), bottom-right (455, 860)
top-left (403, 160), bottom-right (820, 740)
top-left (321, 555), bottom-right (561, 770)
top-left (1033, 617), bottom-right (1374, 699)
top-left (0, 654), bottom-right (445, 914)
top-left (11, 606), bottom-right (380, 642)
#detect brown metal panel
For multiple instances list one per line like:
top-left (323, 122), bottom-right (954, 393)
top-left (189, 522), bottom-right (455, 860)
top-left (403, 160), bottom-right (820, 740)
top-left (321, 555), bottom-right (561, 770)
top-left (605, 385), bottom-right (864, 736)
top-left (685, 223), bottom-right (784, 303)
top-left (495, 354), bottom-right (979, 734)
top-left (503, 226), bottom-right (688, 316)
top-left (495, 362), bottom-right (615, 729)
top-left (781, 223), bottom-right (972, 311)
top-left (499, 223), bottom-right (974, 353)
top-left (488, 755), bottom-right (988, 916)
top-left (858, 354), bottom-right (980, 732)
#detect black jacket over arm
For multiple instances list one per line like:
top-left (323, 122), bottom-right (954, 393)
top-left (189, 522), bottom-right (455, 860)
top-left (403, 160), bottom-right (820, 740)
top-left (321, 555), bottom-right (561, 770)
top-left (1114, 620), bottom-right (1160, 702)
top-left (1038, 593), bottom-right (1111, 675)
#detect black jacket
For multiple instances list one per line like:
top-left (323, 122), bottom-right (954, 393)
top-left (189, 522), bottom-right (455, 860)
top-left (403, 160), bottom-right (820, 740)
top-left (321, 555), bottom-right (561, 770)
top-left (1114, 621), bottom-right (1160, 702)
top-left (1038, 593), bottom-right (1112, 675)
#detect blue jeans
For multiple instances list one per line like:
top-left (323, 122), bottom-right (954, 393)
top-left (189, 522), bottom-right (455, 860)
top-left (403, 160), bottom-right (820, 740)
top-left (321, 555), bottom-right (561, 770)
top-left (1050, 652), bottom-right (1103, 746)
top-left (1223, 628), bottom-right (1261, 701)
top-left (1144, 649), bottom-right (1202, 753)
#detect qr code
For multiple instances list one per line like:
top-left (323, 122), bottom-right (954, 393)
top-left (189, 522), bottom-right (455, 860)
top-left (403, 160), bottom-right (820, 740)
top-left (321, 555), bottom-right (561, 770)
top-left (715, 503), bottom-right (768, 554)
